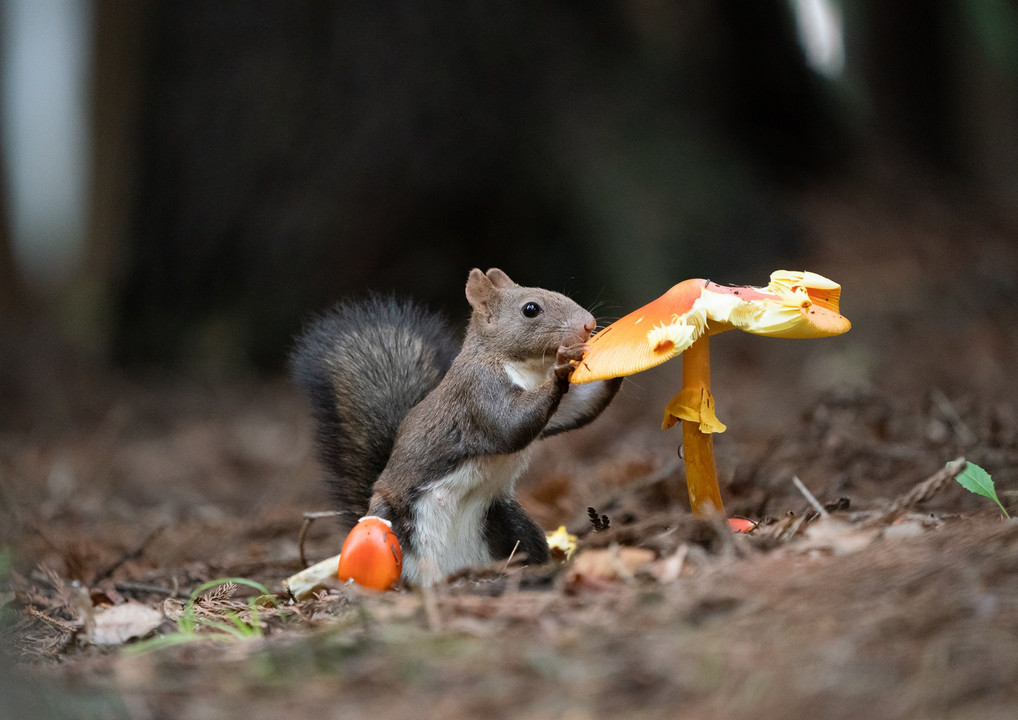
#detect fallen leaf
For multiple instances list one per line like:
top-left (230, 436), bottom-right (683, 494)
top-left (882, 519), bottom-right (926, 539)
top-left (89, 602), bottom-right (165, 645)
top-left (796, 517), bottom-right (879, 557)
top-left (955, 462), bottom-right (1010, 518)
top-left (647, 545), bottom-right (689, 583)
top-left (568, 546), bottom-right (656, 583)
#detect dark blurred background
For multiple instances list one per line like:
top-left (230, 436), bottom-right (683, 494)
top-left (2, 0), bottom-right (1017, 377)
top-left (5, 5), bottom-right (1018, 712)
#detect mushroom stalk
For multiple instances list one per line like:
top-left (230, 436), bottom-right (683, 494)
top-left (680, 334), bottom-right (725, 516)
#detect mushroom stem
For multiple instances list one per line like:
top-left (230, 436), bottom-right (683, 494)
top-left (680, 334), bottom-right (726, 516)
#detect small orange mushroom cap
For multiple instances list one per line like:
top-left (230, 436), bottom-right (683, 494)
top-left (337, 516), bottom-right (403, 591)
top-left (571, 270), bottom-right (851, 384)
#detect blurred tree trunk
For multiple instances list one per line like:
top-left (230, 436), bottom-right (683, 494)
top-left (0, 144), bottom-right (23, 316)
top-left (954, 0), bottom-right (1018, 219)
top-left (858, 0), bottom-right (961, 170)
top-left (855, 0), bottom-right (1018, 218)
top-left (72, 0), bottom-right (150, 352)
top-left (713, 0), bottom-right (847, 178)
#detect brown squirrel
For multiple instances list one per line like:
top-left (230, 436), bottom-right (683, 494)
top-left (290, 268), bottom-right (621, 585)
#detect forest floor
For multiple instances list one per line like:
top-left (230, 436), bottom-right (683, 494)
top-left (3, 182), bottom-right (1018, 719)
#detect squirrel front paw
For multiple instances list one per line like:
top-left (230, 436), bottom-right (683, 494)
top-left (554, 343), bottom-right (588, 381)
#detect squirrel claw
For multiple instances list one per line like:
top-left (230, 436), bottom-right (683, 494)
top-left (557, 343), bottom-right (588, 363)
top-left (554, 343), bottom-right (587, 380)
top-left (554, 361), bottom-right (577, 381)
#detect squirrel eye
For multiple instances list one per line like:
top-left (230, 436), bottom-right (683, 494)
top-left (521, 301), bottom-right (543, 318)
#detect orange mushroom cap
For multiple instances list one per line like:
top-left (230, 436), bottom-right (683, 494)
top-left (337, 516), bottom-right (403, 591)
top-left (571, 270), bottom-right (851, 384)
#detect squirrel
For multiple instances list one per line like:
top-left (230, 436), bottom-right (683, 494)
top-left (290, 268), bottom-right (622, 586)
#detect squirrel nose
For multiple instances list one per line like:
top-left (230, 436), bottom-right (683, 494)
top-left (583, 315), bottom-right (596, 336)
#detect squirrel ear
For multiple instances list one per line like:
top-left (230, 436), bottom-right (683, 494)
top-left (485, 268), bottom-right (515, 289)
top-left (466, 268), bottom-right (496, 316)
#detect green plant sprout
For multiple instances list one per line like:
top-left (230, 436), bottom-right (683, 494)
top-left (955, 462), bottom-right (1010, 518)
top-left (127, 577), bottom-right (280, 653)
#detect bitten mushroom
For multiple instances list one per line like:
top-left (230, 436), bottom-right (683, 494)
top-left (336, 516), bottom-right (403, 591)
top-left (570, 271), bottom-right (851, 525)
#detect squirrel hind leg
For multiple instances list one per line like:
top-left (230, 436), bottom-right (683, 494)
top-left (483, 497), bottom-right (550, 565)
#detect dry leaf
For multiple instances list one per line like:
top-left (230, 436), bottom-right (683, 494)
top-left (89, 602), bottom-right (165, 645)
top-left (882, 519), bottom-right (927, 539)
top-left (568, 546), bottom-right (656, 583)
top-left (796, 517), bottom-right (880, 557)
top-left (647, 544), bottom-right (689, 583)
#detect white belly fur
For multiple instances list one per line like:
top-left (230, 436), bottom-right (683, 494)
top-left (403, 449), bottom-right (533, 586)
top-left (504, 358), bottom-right (553, 390)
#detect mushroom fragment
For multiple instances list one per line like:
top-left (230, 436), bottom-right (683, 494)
top-left (571, 270), bottom-right (850, 521)
top-left (337, 516), bottom-right (403, 591)
top-left (546, 525), bottom-right (578, 561)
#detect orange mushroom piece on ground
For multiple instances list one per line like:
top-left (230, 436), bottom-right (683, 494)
top-left (570, 270), bottom-right (851, 527)
top-left (337, 516), bottom-right (403, 591)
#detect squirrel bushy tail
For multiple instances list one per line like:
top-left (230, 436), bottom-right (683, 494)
top-left (289, 296), bottom-right (459, 522)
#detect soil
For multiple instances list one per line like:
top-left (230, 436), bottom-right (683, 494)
top-left (3, 183), bottom-right (1018, 719)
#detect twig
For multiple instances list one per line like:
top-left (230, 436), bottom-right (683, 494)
top-left (94, 524), bottom-right (166, 583)
top-left (871, 456), bottom-right (967, 525)
top-left (778, 513), bottom-right (809, 542)
top-left (501, 540), bottom-right (521, 574)
top-left (792, 476), bottom-right (829, 519)
top-left (23, 605), bottom-right (80, 633)
top-left (114, 582), bottom-right (187, 599)
top-left (298, 510), bottom-right (348, 567)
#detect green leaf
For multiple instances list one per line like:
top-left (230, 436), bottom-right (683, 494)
top-left (955, 462), bottom-right (1010, 518)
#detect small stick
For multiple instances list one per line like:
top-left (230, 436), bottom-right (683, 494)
top-left (792, 476), bottom-right (829, 519)
top-left (501, 540), bottom-right (521, 574)
top-left (875, 456), bottom-right (967, 524)
top-left (778, 513), bottom-right (809, 542)
top-left (114, 582), bottom-right (188, 599)
top-left (24, 605), bottom-right (80, 633)
top-left (298, 510), bottom-right (348, 568)
top-left (94, 525), bottom-right (166, 582)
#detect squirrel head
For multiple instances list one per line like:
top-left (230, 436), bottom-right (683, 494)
top-left (464, 268), bottom-right (596, 361)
